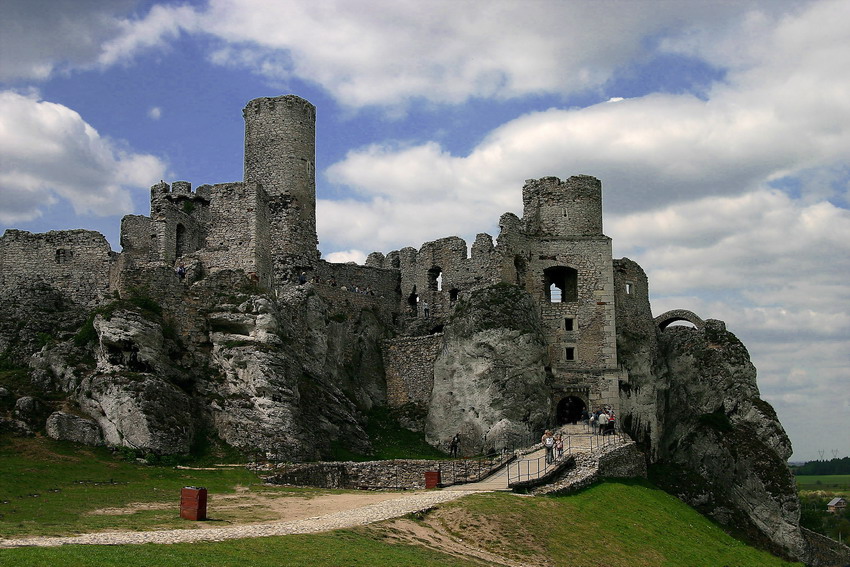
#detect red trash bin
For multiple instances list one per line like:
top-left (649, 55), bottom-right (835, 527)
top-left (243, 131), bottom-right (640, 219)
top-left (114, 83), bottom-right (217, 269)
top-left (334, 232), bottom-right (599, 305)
top-left (424, 470), bottom-right (442, 489)
top-left (180, 486), bottom-right (207, 521)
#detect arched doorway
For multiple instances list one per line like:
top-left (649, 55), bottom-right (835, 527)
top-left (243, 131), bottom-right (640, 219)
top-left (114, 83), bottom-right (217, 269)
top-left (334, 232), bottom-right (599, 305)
top-left (556, 396), bottom-right (586, 425)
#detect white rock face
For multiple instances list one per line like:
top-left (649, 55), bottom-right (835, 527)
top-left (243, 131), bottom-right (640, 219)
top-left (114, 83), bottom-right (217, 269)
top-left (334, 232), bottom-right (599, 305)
top-left (77, 372), bottom-right (194, 454)
top-left (45, 411), bottom-right (103, 446)
top-left (427, 284), bottom-right (550, 454)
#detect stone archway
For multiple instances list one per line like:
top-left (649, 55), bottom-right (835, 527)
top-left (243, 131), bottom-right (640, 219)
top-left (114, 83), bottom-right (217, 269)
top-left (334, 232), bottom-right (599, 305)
top-left (556, 396), bottom-right (586, 425)
top-left (654, 309), bottom-right (705, 331)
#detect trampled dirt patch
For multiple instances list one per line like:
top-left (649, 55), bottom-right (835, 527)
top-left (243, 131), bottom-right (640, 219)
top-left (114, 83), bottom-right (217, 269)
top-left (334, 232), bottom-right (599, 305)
top-left (364, 503), bottom-right (549, 567)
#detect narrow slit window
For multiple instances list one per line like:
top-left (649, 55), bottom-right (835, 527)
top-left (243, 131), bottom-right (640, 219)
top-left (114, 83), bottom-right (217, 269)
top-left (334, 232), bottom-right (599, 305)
top-left (625, 282), bottom-right (633, 295)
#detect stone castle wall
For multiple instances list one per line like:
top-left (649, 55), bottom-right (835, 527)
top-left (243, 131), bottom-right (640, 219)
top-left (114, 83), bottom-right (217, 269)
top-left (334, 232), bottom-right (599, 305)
top-left (315, 259), bottom-right (399, 300)
top-left (257, 456), bottom-right (507, 490)
top-left (382, 334), bottom-right (443, 407)
top-left (0, 229), bottom-right (113, 307)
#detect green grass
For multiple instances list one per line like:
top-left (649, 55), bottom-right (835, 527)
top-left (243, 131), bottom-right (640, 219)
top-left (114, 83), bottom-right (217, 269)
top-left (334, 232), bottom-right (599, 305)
top-left (0, 435), bottom-right (323, 537)
top-left (432, 481), bottom-right (802, 567)
top-left (0, 532), bottom-right (484, 567)
top-left (0, 436), bottom-right (804, 566)
top-left (330, 407), bottom-right (446, 461)
top-left (796, 474), bottom-right (850, 491)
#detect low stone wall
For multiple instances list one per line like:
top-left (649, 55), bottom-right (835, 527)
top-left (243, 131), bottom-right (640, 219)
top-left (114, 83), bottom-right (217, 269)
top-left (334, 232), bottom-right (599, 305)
top-left (253, 456), bottom-right (508, 490)
top-left (801, 527), bottom-right (850, 567)
top-left (597, 442), bottom-right (647, 479)
top-left (533, 441), bottom-right (646, 496)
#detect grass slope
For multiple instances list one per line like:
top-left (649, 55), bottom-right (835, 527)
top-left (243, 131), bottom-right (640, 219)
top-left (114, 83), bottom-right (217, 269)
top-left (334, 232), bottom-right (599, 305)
top-left (415, 481), bottom-right (803, 567)
top-left (0, 436), bottom-right (803, 566)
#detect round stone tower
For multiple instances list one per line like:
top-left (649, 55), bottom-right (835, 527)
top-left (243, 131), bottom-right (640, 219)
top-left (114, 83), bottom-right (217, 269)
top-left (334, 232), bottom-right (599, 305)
top-left (521, 175), bottom-right (603, 237)
top-left (243, 95), bottom-right (318, 276)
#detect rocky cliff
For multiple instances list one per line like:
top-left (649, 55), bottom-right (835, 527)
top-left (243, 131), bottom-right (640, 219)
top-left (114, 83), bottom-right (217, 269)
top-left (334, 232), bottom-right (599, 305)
top-left (426, 283), bottom-right (550, 452)
top-left (2, 270), bottom-right (392, 461)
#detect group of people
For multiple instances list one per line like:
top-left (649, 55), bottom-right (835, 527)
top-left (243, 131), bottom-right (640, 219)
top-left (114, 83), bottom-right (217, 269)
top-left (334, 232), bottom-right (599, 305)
top-left (541, 430), bottom-right (565, 464)
top-left (589, 407), bottom-right (616, 435)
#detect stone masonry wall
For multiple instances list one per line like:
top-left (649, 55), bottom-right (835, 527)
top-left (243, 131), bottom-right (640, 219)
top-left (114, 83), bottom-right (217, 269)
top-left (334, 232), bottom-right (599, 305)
top-left (256, 456), bottom-right (506, 490)
top-left (368, 235), bottom-right (502, 321)
top-left (196, 182), bottom-right (272, 287)
top-left (243, 95), bottom-right (318, 274)
top-left (315, 260), bottom-right (399, 300)
top-left (382, 334), bottom-right (443, 407)
top-left (0, 229), bottom-right (113, 307)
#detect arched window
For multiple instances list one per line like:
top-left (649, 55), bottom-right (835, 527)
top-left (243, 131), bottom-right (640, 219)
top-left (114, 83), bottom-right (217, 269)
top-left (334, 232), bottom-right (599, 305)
top-left (543, 266), bottom-right (578, 302)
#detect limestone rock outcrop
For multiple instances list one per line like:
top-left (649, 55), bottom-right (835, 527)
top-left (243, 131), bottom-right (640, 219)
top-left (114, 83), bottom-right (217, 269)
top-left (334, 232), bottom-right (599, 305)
top-left (45, 411), bottom-right (104, 446)
top-left (427, 284), bottom-right (550, 453)
top-left (619, 318), bottom-right (809, 561)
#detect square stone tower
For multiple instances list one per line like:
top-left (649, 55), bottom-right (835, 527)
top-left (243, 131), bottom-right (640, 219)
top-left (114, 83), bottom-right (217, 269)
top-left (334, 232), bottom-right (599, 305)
top-left (520, 176), bottom-right (622, 414)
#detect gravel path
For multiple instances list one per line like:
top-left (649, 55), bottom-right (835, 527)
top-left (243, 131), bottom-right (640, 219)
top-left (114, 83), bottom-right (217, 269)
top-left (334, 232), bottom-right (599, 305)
top-left (0, 490), bottom-right (467, 548)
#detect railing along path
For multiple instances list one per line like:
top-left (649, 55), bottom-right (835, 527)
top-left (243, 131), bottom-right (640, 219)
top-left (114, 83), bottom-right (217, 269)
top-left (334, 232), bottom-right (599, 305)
top-left (506, 423), bottom-right (626, 486)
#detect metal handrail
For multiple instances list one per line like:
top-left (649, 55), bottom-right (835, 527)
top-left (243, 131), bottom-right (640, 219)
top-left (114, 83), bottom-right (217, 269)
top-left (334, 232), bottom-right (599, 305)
top-left (507, 426), bottom-right (626, 486)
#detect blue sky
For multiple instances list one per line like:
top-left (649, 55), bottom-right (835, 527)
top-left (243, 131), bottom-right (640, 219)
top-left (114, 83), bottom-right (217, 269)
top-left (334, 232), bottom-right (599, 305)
top-left (1, 0), bottom-right (848, 462)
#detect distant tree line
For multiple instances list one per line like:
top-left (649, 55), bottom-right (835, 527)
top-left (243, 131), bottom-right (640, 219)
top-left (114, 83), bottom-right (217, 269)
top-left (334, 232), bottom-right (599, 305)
top-left (792, 457), bottom-right (850, 475)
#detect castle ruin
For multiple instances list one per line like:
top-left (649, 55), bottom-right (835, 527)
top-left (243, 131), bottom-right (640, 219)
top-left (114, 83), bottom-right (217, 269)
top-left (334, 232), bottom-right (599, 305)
top-left (0, 94), bottom-right (645, 426)
top-left (2, 95), bottom-right (835, 564)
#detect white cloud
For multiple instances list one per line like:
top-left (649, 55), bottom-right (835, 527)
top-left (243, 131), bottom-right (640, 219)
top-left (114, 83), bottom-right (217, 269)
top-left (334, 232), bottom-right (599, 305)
top-left (323, 249), bottom-right (367, 264)
top-left (160, 0), bottom-right (801, 109)
top-left (0, 0), bottom-right (134, 81)
top-left (0, 90), bottom-right (167, 223)
top-left (148, 106), bottom-right (162, 120)
top-left (97, 4), bottom-right (198, 68)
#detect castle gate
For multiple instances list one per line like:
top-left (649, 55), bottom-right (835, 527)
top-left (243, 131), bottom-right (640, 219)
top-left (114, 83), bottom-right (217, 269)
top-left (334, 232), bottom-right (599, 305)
top-left (556, 395), bottom-right (586, 425)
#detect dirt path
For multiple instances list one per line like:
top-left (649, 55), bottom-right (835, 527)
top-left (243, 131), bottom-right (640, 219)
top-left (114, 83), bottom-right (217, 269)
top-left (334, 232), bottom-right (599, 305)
top-left (0, 490), bottom-right (469, 548)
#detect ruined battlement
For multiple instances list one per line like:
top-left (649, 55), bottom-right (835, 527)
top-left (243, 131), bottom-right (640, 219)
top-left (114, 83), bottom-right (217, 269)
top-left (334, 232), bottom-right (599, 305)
top-left (0, 228), bottom-right (113, 307)
top-left (522, 175), bottom-right (603, 237)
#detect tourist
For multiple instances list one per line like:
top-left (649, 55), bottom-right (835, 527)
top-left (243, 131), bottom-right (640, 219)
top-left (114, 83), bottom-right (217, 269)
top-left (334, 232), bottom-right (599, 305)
top-left (542, 430), bottom-right (555, 464)
top-left (596, 411), bottom-right (608, 435)
top-left (450, 433), bottom-right (460, 457)
top-left (423, 301), bottom-right (430, 317)
top-left (176, 262), bottom-right (186, 280)
top-left (555, 434), bottom-right (564, 459)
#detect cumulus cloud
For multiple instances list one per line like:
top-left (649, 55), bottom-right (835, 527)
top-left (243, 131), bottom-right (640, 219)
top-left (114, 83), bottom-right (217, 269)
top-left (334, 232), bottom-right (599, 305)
top-left (97, 3), bottom-right (198, 67)
top-left (0, 0), bottom-right (135, 81)
top-left (0, 90), bottom-right (167, 223)
top-left (148, 106), bottom-right (162, 120)
top-left (324, 249), bottom-right (367, 264)
top-left (67, 0), bottom-right (799, 109)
